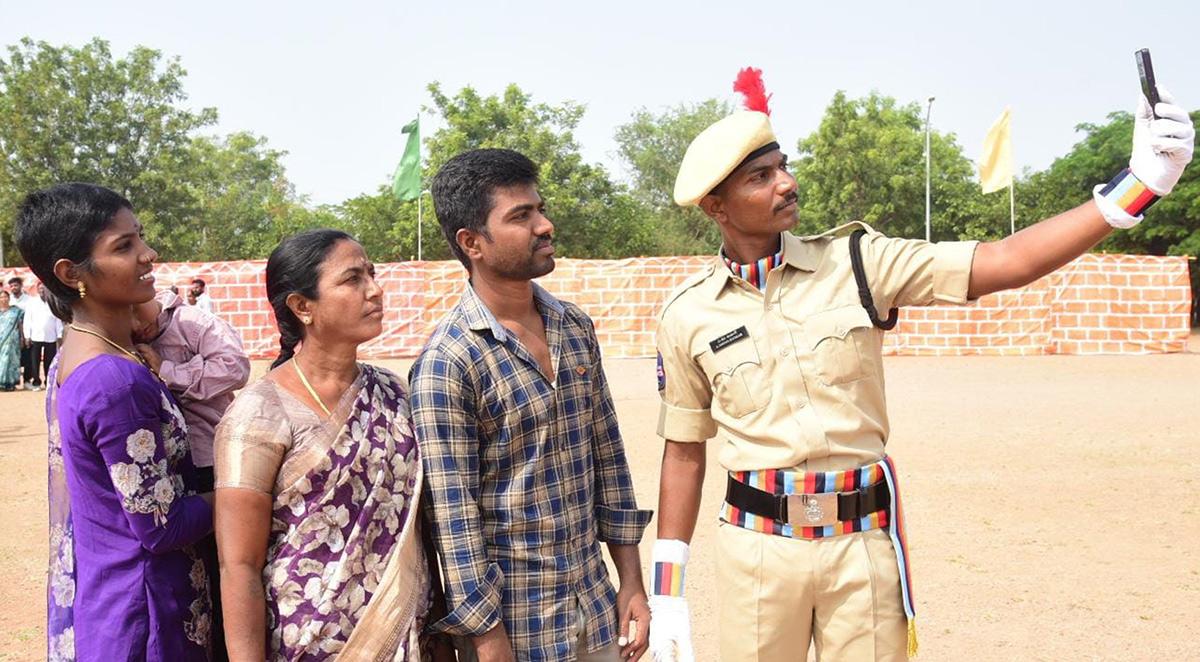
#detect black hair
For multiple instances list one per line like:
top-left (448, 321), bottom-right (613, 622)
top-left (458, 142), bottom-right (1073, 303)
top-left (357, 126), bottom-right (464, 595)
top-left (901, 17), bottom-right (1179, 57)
top-left (14, 183), bottom-right (133, 322)
top-left (265, 228), bottom-right (353, 369)
top-left (430, 148), bottom-right (539, 269)
top-left (191, 278), bottom-right (206, 290)
top-left (6, 277), bottom-right (21, 285)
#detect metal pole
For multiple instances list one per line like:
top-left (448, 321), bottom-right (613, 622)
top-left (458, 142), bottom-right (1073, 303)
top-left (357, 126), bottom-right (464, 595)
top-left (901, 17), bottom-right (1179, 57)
top-left (1009, 180), bottom-right (1016, 236)
top-left (1, 225), bottom-right (5, 268)
top-left (924, 96), bottom-right (935, 242)
top-left (417, 192), bottom-right (423, 261)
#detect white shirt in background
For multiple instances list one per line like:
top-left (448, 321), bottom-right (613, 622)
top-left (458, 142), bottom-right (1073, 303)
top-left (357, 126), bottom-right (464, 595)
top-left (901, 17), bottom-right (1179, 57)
top-left (195, 292), bottom-right (214, 315)
top-left (10, 291), bottom-right (31, 311)
top-left (23, 296), bottom-right (63, 343)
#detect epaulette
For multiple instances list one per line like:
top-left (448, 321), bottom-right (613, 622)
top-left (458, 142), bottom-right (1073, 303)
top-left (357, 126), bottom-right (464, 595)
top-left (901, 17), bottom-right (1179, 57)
top-left (799, 220), bottom-right (877, 242)
top-left (658, 264), bottom-right (716, 320)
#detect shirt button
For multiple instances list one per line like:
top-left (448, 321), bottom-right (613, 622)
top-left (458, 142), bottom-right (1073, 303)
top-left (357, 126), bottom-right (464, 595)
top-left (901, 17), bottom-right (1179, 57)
top-left (793, 400), bottom-right (806, 409)
top-left (835, 326), bottom-right (846, 336)
top-left (779, 348), bottom-right (790, 357)
top-left (765, 304), bottom-right (774, 311)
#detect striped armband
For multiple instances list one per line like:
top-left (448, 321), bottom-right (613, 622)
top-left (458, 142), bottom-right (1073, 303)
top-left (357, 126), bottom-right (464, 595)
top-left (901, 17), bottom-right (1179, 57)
top-left (652, 561), bottom-right (686, 597)
top-left (1099, 168), bottom-right (1161, 218)
top-left (650, 539), bottom-right (690, 598)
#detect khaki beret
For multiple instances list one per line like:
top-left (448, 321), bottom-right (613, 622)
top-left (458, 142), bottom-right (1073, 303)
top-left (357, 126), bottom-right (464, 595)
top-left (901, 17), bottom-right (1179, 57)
top-left (673, 110), bottom-right (777, 207)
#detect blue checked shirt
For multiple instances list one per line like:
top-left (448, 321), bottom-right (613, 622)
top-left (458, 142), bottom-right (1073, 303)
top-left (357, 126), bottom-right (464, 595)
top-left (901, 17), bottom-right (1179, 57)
top-left (410, 283), bottom-right (652, 661)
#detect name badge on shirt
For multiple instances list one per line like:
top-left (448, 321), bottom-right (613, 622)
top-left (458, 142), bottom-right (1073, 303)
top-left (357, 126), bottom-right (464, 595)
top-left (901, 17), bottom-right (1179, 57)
top-left (709, 326), bottom-right (749, 354)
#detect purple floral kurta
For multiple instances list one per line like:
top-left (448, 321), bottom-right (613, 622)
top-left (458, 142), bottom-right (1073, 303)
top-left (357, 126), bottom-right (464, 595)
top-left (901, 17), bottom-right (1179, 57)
top-left (47, 355), bottom-right (213, 661)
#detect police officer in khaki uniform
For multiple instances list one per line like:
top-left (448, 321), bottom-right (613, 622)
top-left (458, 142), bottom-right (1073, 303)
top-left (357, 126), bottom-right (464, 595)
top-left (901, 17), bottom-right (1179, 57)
top-left (644, 69), bottom-right (1194, 662)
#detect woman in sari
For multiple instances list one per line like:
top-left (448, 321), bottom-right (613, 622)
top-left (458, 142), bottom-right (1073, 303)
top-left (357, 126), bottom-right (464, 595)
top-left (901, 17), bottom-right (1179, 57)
top-left (0, 289), bottom-right (24, 390)
top-left (215, 229), bottom-right (436, 661)
top-left (16, 183), bottom-right (213, 661)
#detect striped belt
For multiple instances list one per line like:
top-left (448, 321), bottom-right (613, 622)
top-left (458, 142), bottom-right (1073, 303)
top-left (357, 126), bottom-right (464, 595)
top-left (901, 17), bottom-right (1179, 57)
top-left (720, 456), bottom-right (918, 655)
top-left (721, 460), bottom-right (890, 539)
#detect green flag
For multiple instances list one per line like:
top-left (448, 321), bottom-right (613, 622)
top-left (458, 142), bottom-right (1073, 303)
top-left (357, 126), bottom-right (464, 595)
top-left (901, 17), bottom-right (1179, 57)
top-left (391, 118), bottom-right (421, 201)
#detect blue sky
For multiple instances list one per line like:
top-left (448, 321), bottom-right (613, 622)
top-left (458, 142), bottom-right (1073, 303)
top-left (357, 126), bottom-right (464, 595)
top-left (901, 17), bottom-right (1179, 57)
top-left (3, 0), bottom-right (1197, 205)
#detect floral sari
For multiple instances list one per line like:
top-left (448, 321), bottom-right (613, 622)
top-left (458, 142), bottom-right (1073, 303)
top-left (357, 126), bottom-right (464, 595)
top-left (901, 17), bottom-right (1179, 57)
top-left (215, 364), bottom-right (429, 661)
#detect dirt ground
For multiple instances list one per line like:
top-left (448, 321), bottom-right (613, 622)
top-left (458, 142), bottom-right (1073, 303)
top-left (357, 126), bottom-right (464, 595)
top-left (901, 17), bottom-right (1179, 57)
top-left (1, 336), bottom-right (1198, 661)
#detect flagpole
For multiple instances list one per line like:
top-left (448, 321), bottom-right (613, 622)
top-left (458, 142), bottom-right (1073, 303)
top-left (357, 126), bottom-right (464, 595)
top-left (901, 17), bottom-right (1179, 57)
top-left (418, 193), bottom-right (423, 261)
top-left (924, 96), bottom-right (935, 242)
top-left (1009, 180), bottom-right (1015, 236)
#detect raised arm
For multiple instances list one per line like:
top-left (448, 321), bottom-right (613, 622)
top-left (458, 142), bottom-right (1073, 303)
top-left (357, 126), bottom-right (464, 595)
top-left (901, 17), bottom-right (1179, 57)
top-left (970, 88), bottom-right (1193, 299)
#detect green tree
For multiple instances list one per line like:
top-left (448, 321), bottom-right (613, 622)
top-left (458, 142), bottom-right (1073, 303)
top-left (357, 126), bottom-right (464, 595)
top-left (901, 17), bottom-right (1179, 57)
top-left (792, 91), bottom-right (989, 241)
top-left (422, 82), bottom-right (656, 259)
top-left (0, 37), bottom-right (313, 264)
top-left (614, 99), bottom-right (732, 254)
top-left (0, 37), bottom-right (217, 264)
top-left (1019, 110), bottom-right (1200, 256)
top-left (145, 131), bottom-right (303, 261)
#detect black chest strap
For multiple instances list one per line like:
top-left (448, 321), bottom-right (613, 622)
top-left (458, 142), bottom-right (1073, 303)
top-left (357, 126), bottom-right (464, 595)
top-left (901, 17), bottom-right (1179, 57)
top-left (849, 229), bottom-right (899, 331)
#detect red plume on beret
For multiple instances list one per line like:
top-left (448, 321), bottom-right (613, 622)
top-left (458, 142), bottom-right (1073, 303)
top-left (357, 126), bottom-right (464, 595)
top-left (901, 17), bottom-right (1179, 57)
top-left (733, 67), bottom-right (772, 116)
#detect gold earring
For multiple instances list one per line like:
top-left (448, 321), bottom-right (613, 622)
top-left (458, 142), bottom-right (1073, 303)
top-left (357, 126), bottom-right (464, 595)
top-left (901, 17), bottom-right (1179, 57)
top-left (77, 283), bottom-right (87, 299)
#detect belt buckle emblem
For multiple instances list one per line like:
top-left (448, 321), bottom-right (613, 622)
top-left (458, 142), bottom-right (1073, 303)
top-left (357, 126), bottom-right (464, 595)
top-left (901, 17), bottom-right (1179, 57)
top-left (804, 496), bottom-right (824, 522)
top-left (786, 493), bottom-right (837, 528)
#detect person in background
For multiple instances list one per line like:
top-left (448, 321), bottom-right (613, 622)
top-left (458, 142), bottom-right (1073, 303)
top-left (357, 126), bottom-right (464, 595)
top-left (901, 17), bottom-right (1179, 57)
top-left (186, 289), bottom-right (198, 306)
top-left (169, 285), bottom-right (180, 296)
top-left (17, 182), bottom-right (213, 661)
top-left (22, 283), bottom-right (65, 391)
top-left (0, 290), bottom-right (24, 391)
top-left (133, 288), bottom-right (252, 661)
top-left (8, 276), bottom-right (33, 388)
top-left (191, 278), bottom-right (214, 315)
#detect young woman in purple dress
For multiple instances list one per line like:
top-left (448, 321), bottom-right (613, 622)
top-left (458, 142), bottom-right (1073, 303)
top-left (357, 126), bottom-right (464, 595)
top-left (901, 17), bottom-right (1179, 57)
top-left (16, 183), bottom-right (215, 661)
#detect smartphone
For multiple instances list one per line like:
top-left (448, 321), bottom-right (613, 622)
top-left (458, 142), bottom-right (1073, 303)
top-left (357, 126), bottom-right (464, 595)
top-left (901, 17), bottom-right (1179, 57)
top-left (1135, 48), bottom-right (1160, 118)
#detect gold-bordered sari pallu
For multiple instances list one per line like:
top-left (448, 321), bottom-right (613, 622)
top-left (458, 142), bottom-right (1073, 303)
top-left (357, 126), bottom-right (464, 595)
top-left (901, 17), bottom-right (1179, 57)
top-left (217, 365), bottom-right (430, 662)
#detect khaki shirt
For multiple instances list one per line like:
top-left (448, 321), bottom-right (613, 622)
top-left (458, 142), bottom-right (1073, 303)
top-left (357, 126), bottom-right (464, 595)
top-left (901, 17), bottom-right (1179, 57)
top-left (656, 223), bottom-right (978, 473)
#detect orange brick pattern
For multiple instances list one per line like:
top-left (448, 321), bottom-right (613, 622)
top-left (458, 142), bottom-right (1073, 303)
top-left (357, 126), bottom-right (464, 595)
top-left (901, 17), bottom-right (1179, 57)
top-left (2, 253), bottom-right (1190, 360)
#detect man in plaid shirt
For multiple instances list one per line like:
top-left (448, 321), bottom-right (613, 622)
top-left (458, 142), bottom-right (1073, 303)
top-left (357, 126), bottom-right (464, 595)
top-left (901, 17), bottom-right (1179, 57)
top-left (410, 148), bottom-right (653, 662)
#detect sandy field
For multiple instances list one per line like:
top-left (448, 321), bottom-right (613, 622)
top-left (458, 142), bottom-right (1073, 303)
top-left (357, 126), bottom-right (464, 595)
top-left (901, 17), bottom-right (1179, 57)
top-left (1, 335), bottom-right (1198, 661)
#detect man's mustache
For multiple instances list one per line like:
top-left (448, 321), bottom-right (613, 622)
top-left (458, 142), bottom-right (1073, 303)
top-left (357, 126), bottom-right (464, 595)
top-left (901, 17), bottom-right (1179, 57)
top-left (775, 193), bottom-right (799, 211)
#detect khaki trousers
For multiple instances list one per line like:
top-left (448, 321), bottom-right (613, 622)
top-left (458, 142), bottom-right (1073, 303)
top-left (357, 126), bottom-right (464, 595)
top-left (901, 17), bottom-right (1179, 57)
top-left (716, 522), bottom-right (909, 661)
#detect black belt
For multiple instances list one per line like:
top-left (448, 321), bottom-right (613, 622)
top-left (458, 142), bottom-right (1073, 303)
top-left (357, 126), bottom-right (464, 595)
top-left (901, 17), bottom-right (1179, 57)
top-left (725, 473), bottom-right (890, 528)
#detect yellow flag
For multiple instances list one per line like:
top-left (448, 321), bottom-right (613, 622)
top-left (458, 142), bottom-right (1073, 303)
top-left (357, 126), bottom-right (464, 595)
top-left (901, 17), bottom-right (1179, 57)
top-left (979, 107), bottom-right (1012, 194)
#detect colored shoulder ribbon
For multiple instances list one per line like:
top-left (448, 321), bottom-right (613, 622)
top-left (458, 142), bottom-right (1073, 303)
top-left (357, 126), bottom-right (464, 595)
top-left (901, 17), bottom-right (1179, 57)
top-left (722, 246), bottom-right (784, 292)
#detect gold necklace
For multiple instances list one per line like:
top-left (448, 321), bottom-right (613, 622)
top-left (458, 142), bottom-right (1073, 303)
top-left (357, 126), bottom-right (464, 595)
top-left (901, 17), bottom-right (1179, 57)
top-left (292, 358), bottom-right (332, 417)
top-left (68, 323), bottom-right (164, 383)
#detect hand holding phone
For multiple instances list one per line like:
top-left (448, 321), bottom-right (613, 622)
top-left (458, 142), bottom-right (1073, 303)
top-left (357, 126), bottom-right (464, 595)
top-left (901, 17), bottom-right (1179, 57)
top-left (1135, 48), bottom-right (1160, 118)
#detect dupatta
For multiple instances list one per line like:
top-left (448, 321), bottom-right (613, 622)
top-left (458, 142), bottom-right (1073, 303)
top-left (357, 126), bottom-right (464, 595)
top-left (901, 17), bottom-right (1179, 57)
top-left (252, 365), bottom-right (429, 661)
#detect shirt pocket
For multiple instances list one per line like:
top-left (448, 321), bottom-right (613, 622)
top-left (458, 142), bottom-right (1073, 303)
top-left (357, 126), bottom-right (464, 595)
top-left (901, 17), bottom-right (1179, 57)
top-left (804, 305), bottom-right (876, 386)
top-left (698, 338), bottom-right (768, 419)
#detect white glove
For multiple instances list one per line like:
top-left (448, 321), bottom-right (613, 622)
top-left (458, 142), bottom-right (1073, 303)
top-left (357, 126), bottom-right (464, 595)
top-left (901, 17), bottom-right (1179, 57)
top-left (649, 595), bottom-right (694, 662)
top-left (1094, 86), bottom-right (1194, 228)
top-left (1130, 86), bottom-right (1194, 196)
top-left (648, 539), bottom-right (693, 662)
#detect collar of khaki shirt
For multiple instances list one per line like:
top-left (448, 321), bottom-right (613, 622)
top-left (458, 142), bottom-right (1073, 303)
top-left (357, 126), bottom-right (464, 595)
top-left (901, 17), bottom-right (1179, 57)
top-left (700, 227), bottom-right (851, 299)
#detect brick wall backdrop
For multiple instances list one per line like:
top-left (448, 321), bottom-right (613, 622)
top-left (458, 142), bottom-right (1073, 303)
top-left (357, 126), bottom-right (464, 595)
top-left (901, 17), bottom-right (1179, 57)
top-left (3, 253), bottom-right (1191, 359)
